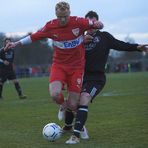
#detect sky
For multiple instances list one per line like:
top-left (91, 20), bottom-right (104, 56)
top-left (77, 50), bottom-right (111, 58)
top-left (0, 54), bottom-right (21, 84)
top-left (0, 0), bottom-right (148, 43)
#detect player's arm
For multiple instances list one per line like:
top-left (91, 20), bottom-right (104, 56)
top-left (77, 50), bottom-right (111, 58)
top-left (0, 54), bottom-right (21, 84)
top-left (84, 34), bottom-right (93, 43)
top-left (137, 44), bottom-right (148, 52)
top-left (0, 57), bottom-right (10, 65)
top-left (3, 60), bottom-right (10, 65)
top-left (77, 17), bottom-right (104, 31)
top-left (4, 36), bottom-right (32, 51)
top-left (89, 19), bottom-right (104, 29)
top-left (4, 22), bottom-right (49, 51)
top-left (104, 32), bottom-right (148, 52)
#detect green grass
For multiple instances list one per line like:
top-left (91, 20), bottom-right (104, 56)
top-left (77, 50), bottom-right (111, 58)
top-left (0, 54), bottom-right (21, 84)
top-left (0, 72), bottom-right (148, 148)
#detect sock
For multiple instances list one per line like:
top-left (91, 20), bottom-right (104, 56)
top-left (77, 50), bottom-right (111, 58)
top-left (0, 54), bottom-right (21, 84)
top-left (55, 93), bottom-right (64, 105)
top-left (0, 84), bottom-right (3, 97)
top-left (14, 82), bottom-right (22, 96)
top-left (59, 93), bottom-right (64, 104)
top-left (64, 108), bottom-right (74, 130)
top-left (73, 105), bottom-right (88, 138)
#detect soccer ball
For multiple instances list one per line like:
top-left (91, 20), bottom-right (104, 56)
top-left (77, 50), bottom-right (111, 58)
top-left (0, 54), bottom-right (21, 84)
top-left (42, 123), bottom-right (62, 141)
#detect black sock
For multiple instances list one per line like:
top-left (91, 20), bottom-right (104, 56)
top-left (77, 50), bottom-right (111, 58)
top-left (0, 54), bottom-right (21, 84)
top-left (73, 105), bottom-right (88, 138)
top-left (0, 84), bottom-right (3, 98)
top-left (14, 82), bottom-right (22, 96)
top-left (64, 108), bottom-right (74, 130)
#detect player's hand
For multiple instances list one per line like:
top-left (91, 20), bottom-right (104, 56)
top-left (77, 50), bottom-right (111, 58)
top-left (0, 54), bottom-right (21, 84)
top-left (84, 35), bottom-right (93, 43)
top-left (4, 42), bottom-right (18, 51)
top-left (3, 60), bottom-right (10, 65)
top-left (137, 44), bottom-right (148, 53)
top-left (93, 21), bottom-right (104, 29)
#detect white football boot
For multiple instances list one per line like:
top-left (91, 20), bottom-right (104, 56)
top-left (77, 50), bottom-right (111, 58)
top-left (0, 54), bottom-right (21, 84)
top-left (80, 126), bottom-right (89, 139)
top-left (65, 135), bottom-right (80, 144)
top-left (58, 105), bottom-right (65, 121)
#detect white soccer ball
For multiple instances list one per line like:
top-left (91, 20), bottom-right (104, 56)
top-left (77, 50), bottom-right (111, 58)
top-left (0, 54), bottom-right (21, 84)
top-left (42, 123), bottom-right (62, 141)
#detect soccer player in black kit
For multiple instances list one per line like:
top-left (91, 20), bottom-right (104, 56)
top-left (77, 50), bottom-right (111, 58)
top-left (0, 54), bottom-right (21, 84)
top-left (65, 11), bottom-right (148, 144)
top-left (0, 38), bottom-right (26, 100)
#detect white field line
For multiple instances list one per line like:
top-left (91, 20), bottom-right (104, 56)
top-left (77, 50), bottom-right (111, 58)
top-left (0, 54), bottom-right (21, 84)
top-left (101, 88), bottom-right (148, 97)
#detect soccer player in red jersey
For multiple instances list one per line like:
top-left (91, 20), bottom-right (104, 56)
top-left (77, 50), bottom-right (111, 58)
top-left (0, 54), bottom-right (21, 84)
top-left (4, 1), bottom-right (103, 120)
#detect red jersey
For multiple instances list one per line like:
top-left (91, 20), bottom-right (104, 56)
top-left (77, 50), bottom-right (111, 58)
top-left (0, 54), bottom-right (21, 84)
top-left (31, 16), bottom-right (93, 69)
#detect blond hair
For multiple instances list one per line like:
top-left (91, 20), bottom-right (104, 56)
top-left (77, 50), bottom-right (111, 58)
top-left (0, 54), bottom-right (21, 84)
top-left (55, 1), bottom-right (70, 11)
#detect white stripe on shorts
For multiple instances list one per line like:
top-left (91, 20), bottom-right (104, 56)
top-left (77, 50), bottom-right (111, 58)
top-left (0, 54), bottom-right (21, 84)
top-left (90, 87), bottom-right (97, 97)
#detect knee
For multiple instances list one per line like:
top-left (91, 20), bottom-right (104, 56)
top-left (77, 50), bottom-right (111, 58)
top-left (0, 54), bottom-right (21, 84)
top-left (50, 92), bottom-right (59, 100)
top-left (50, 92), bottom-right (62, 104)
top-left (67, 100), bottom-right (78, 112)
top-left (79, 92), bottom-right (91, 106)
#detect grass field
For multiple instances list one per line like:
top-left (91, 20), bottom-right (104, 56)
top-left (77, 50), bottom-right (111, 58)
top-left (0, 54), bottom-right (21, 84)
top-left (0, 72), bottom-right (148, 148)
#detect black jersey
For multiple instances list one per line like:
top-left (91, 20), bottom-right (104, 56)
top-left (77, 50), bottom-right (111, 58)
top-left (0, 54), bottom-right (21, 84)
top-left (84, 30), bottom-right (140, 81)
top-left (0, 48), bottom-right (14, 69)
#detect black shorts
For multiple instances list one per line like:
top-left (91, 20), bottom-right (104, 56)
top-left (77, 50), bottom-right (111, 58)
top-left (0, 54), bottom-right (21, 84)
top-left (0, 68), bottom-right (16, 83)
top-left (81, 72), bottom-right (106, 101)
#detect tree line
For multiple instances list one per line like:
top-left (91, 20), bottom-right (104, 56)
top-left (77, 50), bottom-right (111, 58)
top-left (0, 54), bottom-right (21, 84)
top-left (0, 32), bottom-right (147, 72)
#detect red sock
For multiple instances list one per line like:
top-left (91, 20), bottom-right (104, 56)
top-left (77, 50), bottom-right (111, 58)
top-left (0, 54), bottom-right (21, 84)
top-left (57, 93), bottom-right (64, 105)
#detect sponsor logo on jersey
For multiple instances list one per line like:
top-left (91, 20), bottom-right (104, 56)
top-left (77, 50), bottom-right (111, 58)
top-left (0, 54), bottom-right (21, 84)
top-left (72, 28), bottom-right (80, 36)
top-left (85, 36), bottom-right (101, 51)
top-left (94, 36), bottom-right (100, 42)
top-left (53, 35), bottom-right (84, 49)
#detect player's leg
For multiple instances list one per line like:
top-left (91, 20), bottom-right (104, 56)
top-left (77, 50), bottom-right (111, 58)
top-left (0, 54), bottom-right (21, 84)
top-left (74, 92), bottom-right (91, 140)
top-left (57, 84), bottom-right (67, 121)
top-left (58, 100), bottom-right (67, 121)
top-left (62, 68), bottom-right (83, 144)
top-left (66, 80), bottom-right (105, 144)
top-left (65, 90), bottom-right (91, 144)
top-left (0, 82), bottom-right (3, 99)
top-left (8, 69), bottom-right (26, 99)
top-left (58, 67), bottom-right (83, 122)
top-left (9, 70), bottom-right (27, 99)
top-left (62, 68), bottom-right (84, 131)
top-left (49, 64), bottom-right (66, 106)
top-left (12, 79), bottom-right (26, 99)
top-left (63, 91), bottom-right (80, 132)
top-left (0, 69), bottom-right (7, 99)
top-left (64, 67), bottom-right (84, 128)
top-left (49, 81), bottom-right (64, 104)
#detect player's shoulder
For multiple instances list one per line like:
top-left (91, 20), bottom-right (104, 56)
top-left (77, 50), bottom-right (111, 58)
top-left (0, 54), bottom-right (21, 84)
top-left (99, 31), bottom-right (113, 38)
top-left (39, 19), bottom-right (58, 32)
top-left (70, 16), bottom-right (86, 21)
top-left (100, 31), bottom-right (111, 36)
top-left (46, 19), bottom-right (58, 26)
